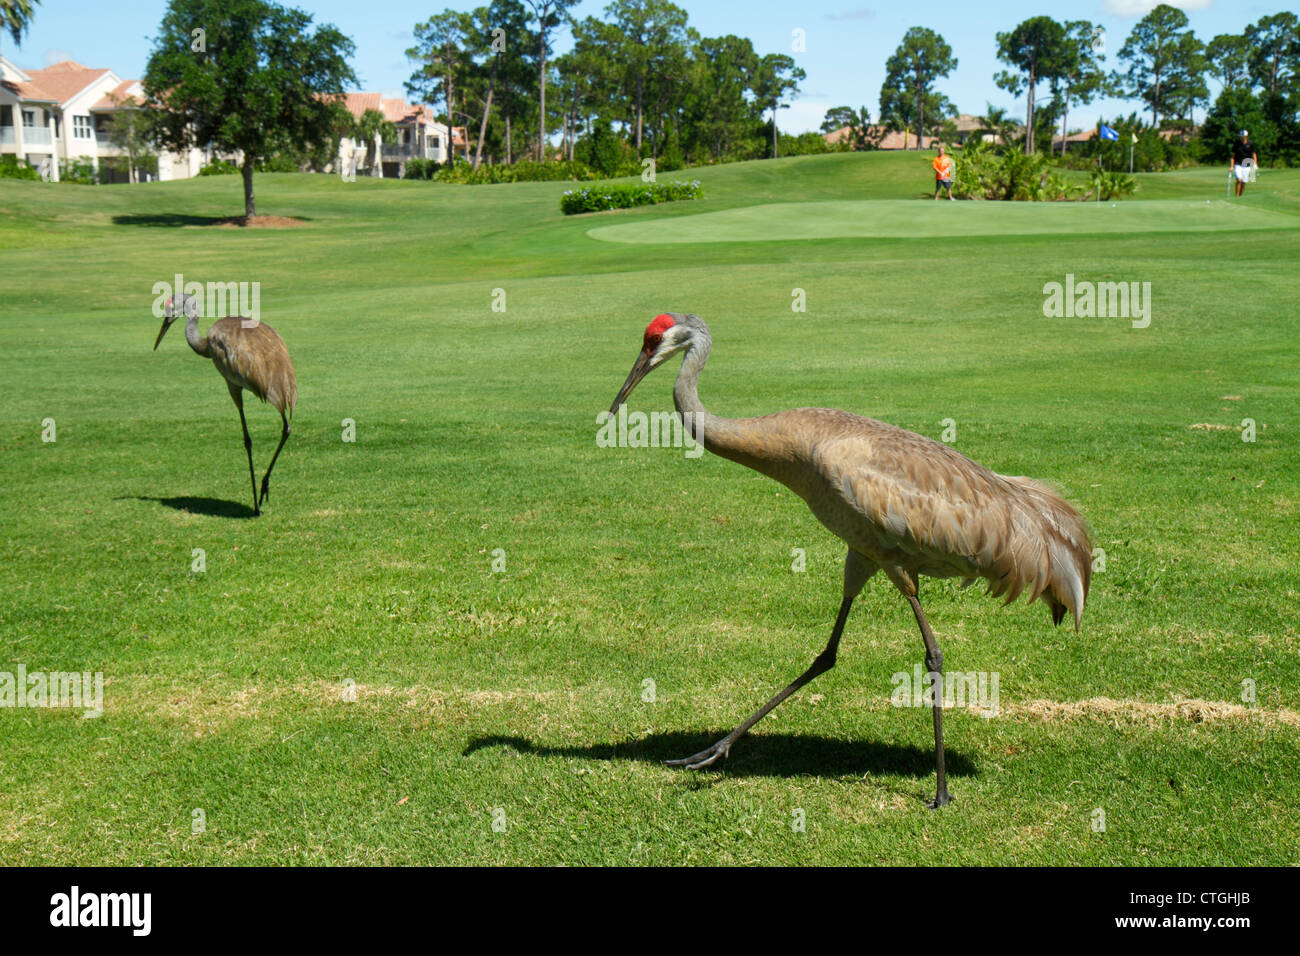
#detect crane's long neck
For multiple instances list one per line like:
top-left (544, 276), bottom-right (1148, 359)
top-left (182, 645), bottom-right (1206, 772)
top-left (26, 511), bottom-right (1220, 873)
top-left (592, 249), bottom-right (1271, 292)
top-left (672, 335), bottom-right (788, 479)
top-left (184, 312), bottom-right (210, 357)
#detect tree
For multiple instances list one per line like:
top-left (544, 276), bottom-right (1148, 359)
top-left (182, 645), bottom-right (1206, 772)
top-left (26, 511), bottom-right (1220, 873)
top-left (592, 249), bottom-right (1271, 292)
top-left (821, 105), bottom-right (872, 149)
top-left (604, 0), bottom-right (690, 155)
top-left (975, 102), bottom-right (1019, 146)
top-left (1206, 34), bottom-right (1250, 90)
top-left (753, 52), bottom-right (804, 158)
top-left (407, 11), bottom-right (472, 166)
top-left (144, 0), bottom-right (356, 218)
top-left (0, 0), bottom-right (38, 50)
top-left (880, 27), bottom-right (957, 151)
top-left (1112, 3), bottom-right (1200, 128)
top-left (1244, 12), bottom-right (1299, 96)
top-left (995, 16), bottom-right (1069, 154)
top-left (524, 0), bottom-right (573, 159)
top-left (1053, 21), bottom-right (1107, 155)
top-left (1164, 31), bottom-right (1208, 132)
top-left (103, 93), bottom-right (157, 183)
top-left (685, 34), bottom-right (759, 161)
top-left (352, 107), bottom-right (396, 172)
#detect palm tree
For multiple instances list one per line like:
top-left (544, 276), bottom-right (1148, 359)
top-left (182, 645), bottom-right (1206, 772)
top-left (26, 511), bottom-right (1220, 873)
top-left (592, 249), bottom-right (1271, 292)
top-left (352, 108), bottom-right (397, 175)
top-left (976, 103), bottom-right (1019, 147)
top-left (1, 0), bottom-right (39, 50)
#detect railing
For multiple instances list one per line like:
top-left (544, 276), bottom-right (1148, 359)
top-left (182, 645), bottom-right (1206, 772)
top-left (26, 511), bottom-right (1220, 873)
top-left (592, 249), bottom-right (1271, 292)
top-left (0, 127), bottom-right (15, 146)
top-left (22, 126), bottom-right (53, 146)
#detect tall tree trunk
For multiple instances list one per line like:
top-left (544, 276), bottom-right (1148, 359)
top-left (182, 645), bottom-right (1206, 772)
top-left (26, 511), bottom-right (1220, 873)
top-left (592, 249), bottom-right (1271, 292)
top-left (1060, 81), bottom-right (1071, 156)
top-left (538, 32), bottom-right (547, 160)
top-left (914, 79), bottom-right (922, 150)
top-left (506, 113), bottom-right (512, 164)
top-left (635, 75), bottom-right (644, 153)
top-left (473, 55), bottom-right (498, 170)
top-left (1026, 67), bottom-right (1035, 154)
top-left (445, 46), bottom-right (455, 167)
top-left (241, 159), bottom-right (255, 219)
top-left (771, 108), bottom-right (778, 158)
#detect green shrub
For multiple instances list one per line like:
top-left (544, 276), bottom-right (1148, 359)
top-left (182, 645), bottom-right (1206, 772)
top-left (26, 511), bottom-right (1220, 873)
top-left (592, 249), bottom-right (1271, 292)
top-left (0, 154), bottom-right (40, 180)
top-left (58, 158), bottom-right (97, 185)
top-left (560, 179), bottom-right (703, 215)
top-left (403, 158), bottom-right (439, 180)
top-left (1088, 169), bottom-right (1138, 201)
top-left (950, 140), bottom-right (1091, 201)
top-left (434, 159), bottom-right (599, 185)
top-left (198, 158), bottom-right (239, 176)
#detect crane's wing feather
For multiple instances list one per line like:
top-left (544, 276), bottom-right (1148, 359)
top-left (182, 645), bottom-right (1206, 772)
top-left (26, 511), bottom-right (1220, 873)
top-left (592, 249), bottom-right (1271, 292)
top-left (206, 319), bottom-right (298, 415)
top-left (803, 414), bottom-right (1090, 628)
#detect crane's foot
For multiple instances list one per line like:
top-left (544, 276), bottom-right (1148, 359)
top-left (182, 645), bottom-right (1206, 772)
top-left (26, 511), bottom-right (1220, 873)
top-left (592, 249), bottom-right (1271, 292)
top-left (666, 738), bottom-right (733, 770)
top-left (927, 789), bottom-right (953, 810)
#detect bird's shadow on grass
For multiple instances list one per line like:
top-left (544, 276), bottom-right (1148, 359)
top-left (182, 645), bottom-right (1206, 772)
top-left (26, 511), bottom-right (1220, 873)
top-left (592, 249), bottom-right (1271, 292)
top-left (118, 495), bottom-right (257, 519)
top-left (463, 731), bottom-right (975, 780)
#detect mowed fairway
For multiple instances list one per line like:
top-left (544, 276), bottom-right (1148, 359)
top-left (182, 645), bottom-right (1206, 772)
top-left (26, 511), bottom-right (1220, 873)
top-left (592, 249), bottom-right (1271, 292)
top-left (1, 150), bottom-right (1297, 865)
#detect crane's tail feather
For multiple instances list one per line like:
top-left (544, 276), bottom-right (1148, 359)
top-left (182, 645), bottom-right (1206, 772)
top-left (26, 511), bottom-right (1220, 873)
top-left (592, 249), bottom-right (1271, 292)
top-left (998, 476), bottom-right (1093, 631)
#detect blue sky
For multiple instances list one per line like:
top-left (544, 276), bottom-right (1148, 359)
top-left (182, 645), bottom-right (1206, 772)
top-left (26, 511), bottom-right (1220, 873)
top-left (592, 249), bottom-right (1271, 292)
top-left (3, 1), bottom-right (1286, 134)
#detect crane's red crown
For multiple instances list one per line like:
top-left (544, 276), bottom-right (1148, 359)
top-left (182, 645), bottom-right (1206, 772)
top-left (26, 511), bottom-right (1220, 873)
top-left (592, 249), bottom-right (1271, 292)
top-left (643, 313), bottom-right (675, 351)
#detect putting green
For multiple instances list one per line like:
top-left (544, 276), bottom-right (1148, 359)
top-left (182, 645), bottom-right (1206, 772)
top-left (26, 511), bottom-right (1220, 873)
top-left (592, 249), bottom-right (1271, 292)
top-left (587, 198), bottom-right (1300, 244)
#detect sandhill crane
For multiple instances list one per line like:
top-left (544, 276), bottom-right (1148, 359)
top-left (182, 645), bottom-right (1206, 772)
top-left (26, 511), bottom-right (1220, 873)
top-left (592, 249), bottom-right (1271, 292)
top-left (153, 293), bottom-right (297, 516)
top-left (609, 313), bottom-right (1092, 807)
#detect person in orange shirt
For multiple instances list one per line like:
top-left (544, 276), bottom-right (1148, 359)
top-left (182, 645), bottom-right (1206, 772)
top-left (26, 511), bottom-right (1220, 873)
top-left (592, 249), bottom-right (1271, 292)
top-left (932, 145), bottom-right (955, 200)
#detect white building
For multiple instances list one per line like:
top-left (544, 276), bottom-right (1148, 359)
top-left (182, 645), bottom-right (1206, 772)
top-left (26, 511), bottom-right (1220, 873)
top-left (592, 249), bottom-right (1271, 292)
top-left (333, 91), bottom-right (467, 179)
top-left (0, 55), bottom-right (209, 182)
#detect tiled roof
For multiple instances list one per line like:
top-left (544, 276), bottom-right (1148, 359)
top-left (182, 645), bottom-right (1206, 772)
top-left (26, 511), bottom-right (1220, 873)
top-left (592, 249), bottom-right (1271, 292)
top-left (92, 80), bottom-right (141, 109)
top-left (12, 60), bottom-right (112, 107)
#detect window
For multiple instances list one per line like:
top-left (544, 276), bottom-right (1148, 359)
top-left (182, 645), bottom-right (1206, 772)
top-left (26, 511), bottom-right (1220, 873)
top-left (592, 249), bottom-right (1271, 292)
top-left (73, 115), bottom-right (92, 139)
top-left (22, 109), bottom-right (36, 127)
top-left (430, 136), bottom-right (440, 149)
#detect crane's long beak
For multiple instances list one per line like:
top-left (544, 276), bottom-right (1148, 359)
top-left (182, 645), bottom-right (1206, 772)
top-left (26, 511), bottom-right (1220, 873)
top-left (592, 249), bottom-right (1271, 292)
top-left (610, 349), bottom-right (653, 415)
top-left (153, 317), bottom-right (173, 350)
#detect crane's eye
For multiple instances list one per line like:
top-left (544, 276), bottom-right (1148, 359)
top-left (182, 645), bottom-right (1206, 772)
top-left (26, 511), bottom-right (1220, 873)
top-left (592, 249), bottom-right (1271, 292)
top-left (645, 334), bottom-right (662, 352)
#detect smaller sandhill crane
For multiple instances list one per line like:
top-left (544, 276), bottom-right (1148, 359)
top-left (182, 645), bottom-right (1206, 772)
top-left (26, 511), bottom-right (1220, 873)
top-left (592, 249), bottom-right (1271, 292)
top-left (153, 294), bottom-right (296, 516)
top-left (609, 313), bottom-right (1092, 807)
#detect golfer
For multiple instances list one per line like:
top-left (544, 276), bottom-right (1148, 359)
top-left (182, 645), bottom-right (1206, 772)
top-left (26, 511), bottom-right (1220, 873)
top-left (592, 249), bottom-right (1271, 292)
top-left (932, 145), bottom-right (955, 200)
top-left (1231, 130), bottom-right (1258, 198)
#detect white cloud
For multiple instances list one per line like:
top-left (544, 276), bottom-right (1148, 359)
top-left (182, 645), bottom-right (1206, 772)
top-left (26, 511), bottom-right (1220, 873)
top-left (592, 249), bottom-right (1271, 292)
top-left (1099, 0), bottom-right (1212, 16)
top-left (42, 49), bottom-right (77, 66)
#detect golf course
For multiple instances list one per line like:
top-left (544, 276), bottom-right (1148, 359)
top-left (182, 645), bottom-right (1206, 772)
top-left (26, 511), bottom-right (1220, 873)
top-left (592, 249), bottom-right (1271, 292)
top-left (1, 149), bottom-right (1297, 865)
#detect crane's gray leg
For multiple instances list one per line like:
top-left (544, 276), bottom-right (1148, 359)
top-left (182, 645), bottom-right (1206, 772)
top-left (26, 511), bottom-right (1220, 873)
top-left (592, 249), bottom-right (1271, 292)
top-left (667, 550), bottom-right (874, 770)
top-left (257, 410), bottom-right (291, 510)
top-left (906, 594), bottom-right (952, 808)
top-left (229, 384), bottom-right (259, 517)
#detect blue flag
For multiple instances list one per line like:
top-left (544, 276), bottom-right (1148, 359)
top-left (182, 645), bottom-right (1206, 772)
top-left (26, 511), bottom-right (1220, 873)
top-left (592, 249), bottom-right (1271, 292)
top-left (1099, 124), bottom-right (1119, 141)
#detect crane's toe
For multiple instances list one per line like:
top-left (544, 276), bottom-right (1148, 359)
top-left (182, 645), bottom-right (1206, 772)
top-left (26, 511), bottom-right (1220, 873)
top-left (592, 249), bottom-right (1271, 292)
top-left (666, 739), bottom-right (731, 770)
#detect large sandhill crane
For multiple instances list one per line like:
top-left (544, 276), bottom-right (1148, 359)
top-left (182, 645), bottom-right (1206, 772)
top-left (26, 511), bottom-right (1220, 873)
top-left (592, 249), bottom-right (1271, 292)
top-left (609, 313), bottom-right (1091, 807)
top-left (153, 293), bottom-right (297, 516)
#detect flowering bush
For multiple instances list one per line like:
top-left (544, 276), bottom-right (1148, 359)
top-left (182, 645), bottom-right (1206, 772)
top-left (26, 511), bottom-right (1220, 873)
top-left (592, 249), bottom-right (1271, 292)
top-left (561, 179), bottom-right (703, 214)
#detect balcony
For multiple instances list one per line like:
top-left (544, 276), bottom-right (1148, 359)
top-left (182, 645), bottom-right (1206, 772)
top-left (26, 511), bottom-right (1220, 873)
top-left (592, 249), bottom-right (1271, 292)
top-left (21, 126), bottom-right (54, 146)
top-left (0, 126), bottom-right (14, 146)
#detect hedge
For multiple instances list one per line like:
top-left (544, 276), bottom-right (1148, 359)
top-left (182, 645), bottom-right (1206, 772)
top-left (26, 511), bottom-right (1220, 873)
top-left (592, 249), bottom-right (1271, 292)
top-left (560, 179), bottom-right (702, 214)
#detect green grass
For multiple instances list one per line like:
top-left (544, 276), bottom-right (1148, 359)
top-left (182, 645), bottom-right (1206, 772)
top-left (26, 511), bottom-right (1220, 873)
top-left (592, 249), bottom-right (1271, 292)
top-left (1, 151), bottom-right (1297, 865)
